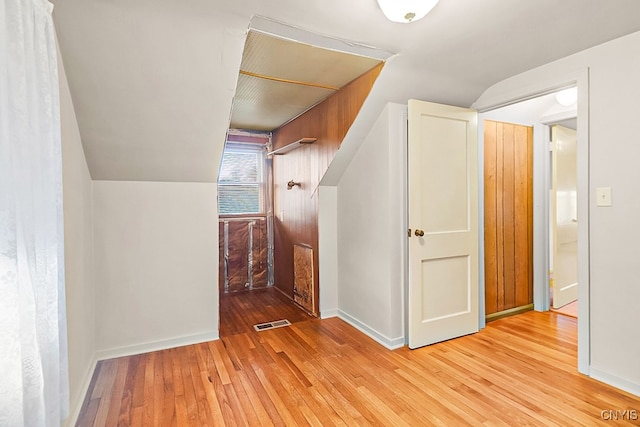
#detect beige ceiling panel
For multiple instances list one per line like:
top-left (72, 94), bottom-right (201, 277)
top-left (230, 30), bottom-right (383, 131)
top-left (241, 30), bottom-right (382, 89)
top-left (231, 74), bottom-right (334, 131)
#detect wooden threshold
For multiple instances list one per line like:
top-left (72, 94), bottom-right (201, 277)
top-left (486, 303), bottom-right (534, 322)
top-left (75, 311), bottom-right (640, 426)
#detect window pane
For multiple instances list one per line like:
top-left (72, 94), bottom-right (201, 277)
top-left (219, 151), bottom-right (260, 184)
top-left (218, 185), bottom-right (261, 214)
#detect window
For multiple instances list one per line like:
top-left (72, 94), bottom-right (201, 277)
top-left (218, 142), bottom-right (265, 215)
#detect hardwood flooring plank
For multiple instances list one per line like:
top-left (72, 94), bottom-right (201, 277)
top-left (116, 355), bottom-right (139, 425)
top-left (253, 367), bottom-right (305, 426)
top-left (186, 346), bottom-right (215, 427)
top-left (206, 340), bottom-right (232, 386)
top-left (160, 350), bottom-right (176, 426)
top-left (141, 353), bottom-right (155, 426)
top-left (240, 358), bottom-right (286, 427)
top-left (355, 385), bottom-right (412, 427)
top-left (104, 358), bottom-right (128, 426)
top-left (75, 398), bottom-right (100, 427)
top-left (152, 349), bottom-right (165, 426)
top-left (235, 371), bottom-right (275, 427)
top-left (177, 347), bottom-right (199, 425)
top-left (198, 371), bottom-right (227, 427)
top-left (131, 353), bottom-right (146, 409)
top-left (91, 360), bottom-right (117, 426)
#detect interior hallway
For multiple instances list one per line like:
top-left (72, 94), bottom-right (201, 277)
top-left (76, 311), bottom-right (639, 426)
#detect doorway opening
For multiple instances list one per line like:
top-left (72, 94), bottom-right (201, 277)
top-left (217, 17), bottom-right (389, 337)
top-left (218, 130), bottom-right (272, 294)
top-left (217, 129), bottom-right (313, 337)
top-left (480, 86), bottom-right (579, 323)
top-left (549, 123), bottom-right (578, 317)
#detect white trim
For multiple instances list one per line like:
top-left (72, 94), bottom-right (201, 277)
top-left (590, 367), bottom-right (640, 398)
top-left (539, 110), bottom-right (578, 126)
top-left (397, 107), bottom-right (409, 344)
top-left (63, 355), bottom-right (98, 427)
top-left (318, 185), bottom-right (339, 318)
top-left (95, 331), bottom-right (219, 361)
top-left (473, 78), bottom-right (579, 113)
top-left (477, 118), bottom-right (486, 329)
top-left (249, 16), bottom-right (395, 61)
top-left (575, 70), bottom-right (590, 375)
top-left (532, 121), bottom-right (552, 312)
top-left (320, 309), bottom-right (339, 319)
top-left (533, 121), bottom-right (551, 311)
top-left (532, 109), bottom-right (577, 312)
top-left (338, 310), bottom-right (404, 350)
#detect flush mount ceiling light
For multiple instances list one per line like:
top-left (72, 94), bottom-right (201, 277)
top-left (555, 87), bottom-right (578, 106)
top-left (376, 0), bottom-right (440, 23)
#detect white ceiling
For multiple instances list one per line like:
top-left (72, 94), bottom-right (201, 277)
top-left (481, 91), bottom-right (577, 129)
top-left (52, 0), bottom-right (640, 182)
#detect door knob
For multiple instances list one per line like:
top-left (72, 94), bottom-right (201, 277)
top-left (414, 229), bottom-right (425, 237)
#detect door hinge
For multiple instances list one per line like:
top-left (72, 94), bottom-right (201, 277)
top-left (408, 228), bottom-right (412, 237)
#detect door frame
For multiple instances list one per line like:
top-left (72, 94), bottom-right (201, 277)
top-left (473, 69), bottom-right (590, 374)
top-left (535, 111), bottom-right (578, 311)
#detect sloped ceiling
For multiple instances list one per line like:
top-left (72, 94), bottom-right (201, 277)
top-left (52, 0), bottom-right (640, 183)
top-left (231, 30), bottom-right (383, 131)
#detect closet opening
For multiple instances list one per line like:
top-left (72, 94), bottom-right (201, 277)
top-left (217, 130), bottom-right (311, 337)
top-left (217, 17), bottom-right (390, 336)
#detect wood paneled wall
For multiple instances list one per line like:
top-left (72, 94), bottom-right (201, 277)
top-left (272, 63), bottom-right (384, 314)
top-left (484, 120), bottom-right (533, 316)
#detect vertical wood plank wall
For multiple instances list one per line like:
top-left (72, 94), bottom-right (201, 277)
top-left (271, 63), bottom-right (383, 314)
top-left (484, 120), bottom-right (534, 315)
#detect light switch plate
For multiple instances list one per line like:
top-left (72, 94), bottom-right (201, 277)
top-left (596, 187), bottom-right (612, 207)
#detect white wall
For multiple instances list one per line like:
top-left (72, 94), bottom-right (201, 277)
top-left (59, 42), bottom-right (95, 426)
top-left (336, 103), bottom-right (406, 348)
top-left (474, 30), bottom-right (640, 395)
top-left (92, 181), bottom-right (219, 358)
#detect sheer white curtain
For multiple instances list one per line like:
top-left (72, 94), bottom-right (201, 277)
top-left (0, 0), bottom-right (69, 425)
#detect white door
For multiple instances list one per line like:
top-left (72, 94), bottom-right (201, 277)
top-left (408, 100), bottom-right (479, 349)
top-left (551, 125), bottom-right (578, 309)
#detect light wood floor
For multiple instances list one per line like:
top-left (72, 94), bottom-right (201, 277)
top-left (551, 300), bottom-right (578, 318)
top-left (219, 287), bottom-right (313, 337)
top-left (76, 311), bottom-right (640, 426)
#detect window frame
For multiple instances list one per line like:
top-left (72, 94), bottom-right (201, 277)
top-left (217, 141), bottom-right (267, 216)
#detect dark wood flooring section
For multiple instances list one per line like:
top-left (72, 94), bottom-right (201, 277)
top-left (219, 287), bottom-right (313, 337)
top-left (76, 312), bottom-right (640, 426)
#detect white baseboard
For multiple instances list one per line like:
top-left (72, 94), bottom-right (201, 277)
top-left (64, 355), bottom-right (98, 427)
top-left (320, 309), bottom-right (339, 319)
top-left (590, 367), bottom-right (640, 397)
top-left (95, 331), bottom-right (219, 361)
top-left (337, 310), bottom-right (405, 350)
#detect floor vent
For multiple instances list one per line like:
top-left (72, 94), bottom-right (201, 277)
top-left (253, 319), bottom-right (291, 332)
